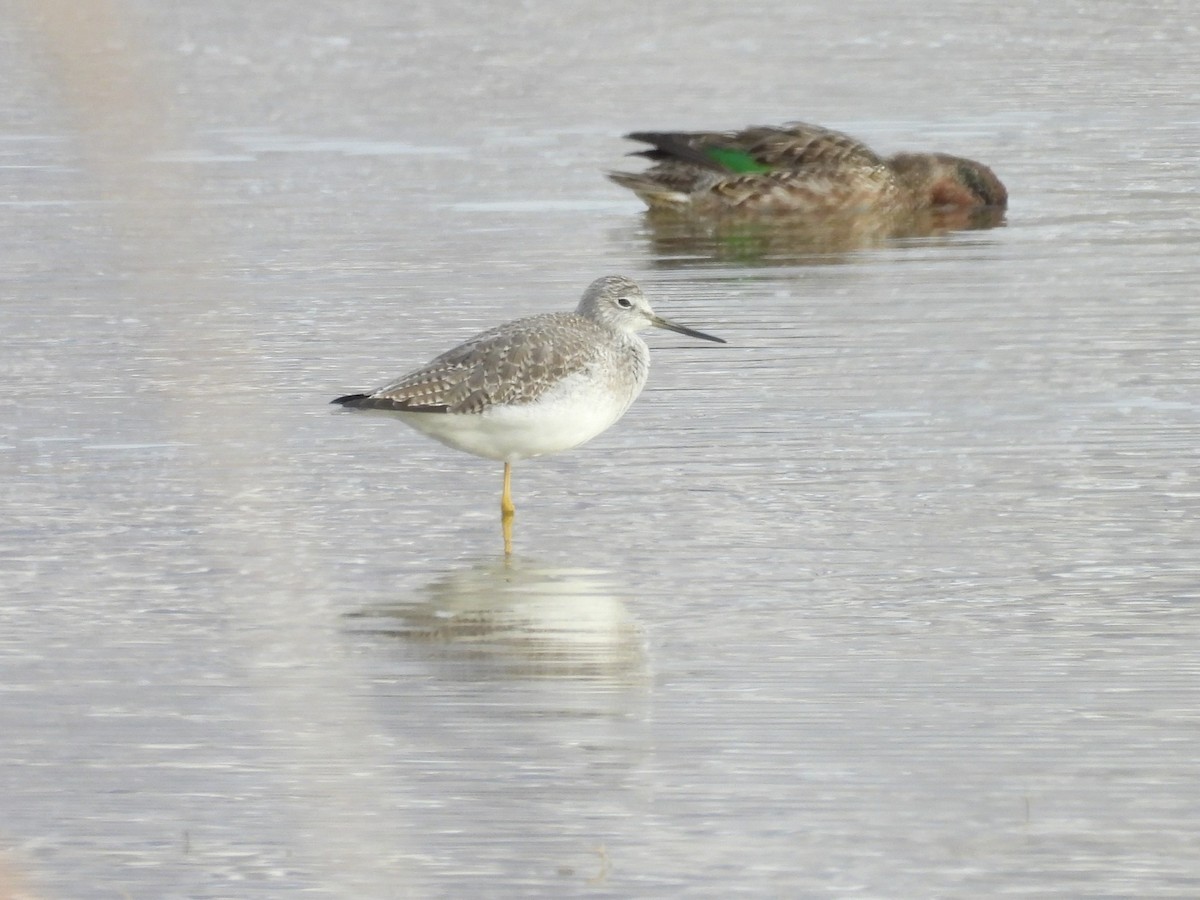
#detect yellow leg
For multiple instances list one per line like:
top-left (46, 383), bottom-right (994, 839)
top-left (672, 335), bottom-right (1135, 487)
top-left (501, 462), bottom-right (514, 556)
top-left (501, 462), bottom-right (515, 517)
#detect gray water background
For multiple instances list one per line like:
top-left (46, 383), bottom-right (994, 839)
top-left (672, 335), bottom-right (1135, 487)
top-left (2, 1), bottom-right (1198, 897)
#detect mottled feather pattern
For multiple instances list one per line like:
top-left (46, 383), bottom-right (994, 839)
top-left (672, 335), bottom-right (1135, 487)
top-left (610, 120), bottom-right (1006, 215)
top-left (333, 275), bottom-right (722, 473)
top-left (628, 123), bottom-right (882, 172)
top-left (709, 168), bottom-right (898, 213)
top-left (720, 124), bottom-right (885, 170)
top-left (364, 312), bottom-right (631, 415)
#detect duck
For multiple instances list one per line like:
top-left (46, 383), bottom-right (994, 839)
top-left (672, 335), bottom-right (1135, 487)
top-left (608, 121), bottom-right (1007, 216)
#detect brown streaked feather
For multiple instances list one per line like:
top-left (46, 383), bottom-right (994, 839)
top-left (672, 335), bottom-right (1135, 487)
top-left (727, 123), bottom-right (885, 170)
top-left (625, 123), bottom-right (884, 173)
top-left (611, 121), bottom-right (1006, 215)
top-left (707, 168), bottom-right (898, 213)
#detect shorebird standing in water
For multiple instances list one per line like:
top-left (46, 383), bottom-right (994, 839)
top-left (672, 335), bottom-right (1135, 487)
top-left (333, 275), bottom-right (725, 553)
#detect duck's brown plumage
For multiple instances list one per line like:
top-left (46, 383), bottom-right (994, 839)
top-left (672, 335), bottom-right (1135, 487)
top-left (609, 121), bottom-right (1007, 215)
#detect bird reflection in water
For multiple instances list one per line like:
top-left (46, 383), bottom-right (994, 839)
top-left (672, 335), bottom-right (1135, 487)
top-left (632, 204), bottom-right (1007, 268)
top-left (607, 120), bottom-right (1007, 266)
top-left (345, 557), bottom-right (647, 682)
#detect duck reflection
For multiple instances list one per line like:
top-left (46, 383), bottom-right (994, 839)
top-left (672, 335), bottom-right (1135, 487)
top-left (346, 556), bottom-right (647, 682)
top-left (630, 205), bottom-right (1007, 268)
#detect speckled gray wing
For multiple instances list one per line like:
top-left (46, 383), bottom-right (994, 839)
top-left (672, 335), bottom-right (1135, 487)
top-left (341, 312), bottom-right (610, 415)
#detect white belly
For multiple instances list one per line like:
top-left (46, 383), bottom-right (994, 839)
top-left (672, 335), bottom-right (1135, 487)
top-left (388, 370), bottom-right (641, 462)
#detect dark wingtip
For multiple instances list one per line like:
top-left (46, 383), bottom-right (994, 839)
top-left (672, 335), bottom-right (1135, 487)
top-left (622, 131), bottom-right (728, 172)
top-left (623, 131), bottom-right (658, 144)
top-left (331, 394), bottom-right (450, 414)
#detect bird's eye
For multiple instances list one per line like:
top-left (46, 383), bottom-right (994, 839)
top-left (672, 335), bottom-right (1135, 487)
top-left (616, 297), bottom-right (634, 309)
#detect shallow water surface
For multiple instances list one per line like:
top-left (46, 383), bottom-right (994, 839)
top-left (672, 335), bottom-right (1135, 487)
top-left (2, 0), bottom-right (1199, 896)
